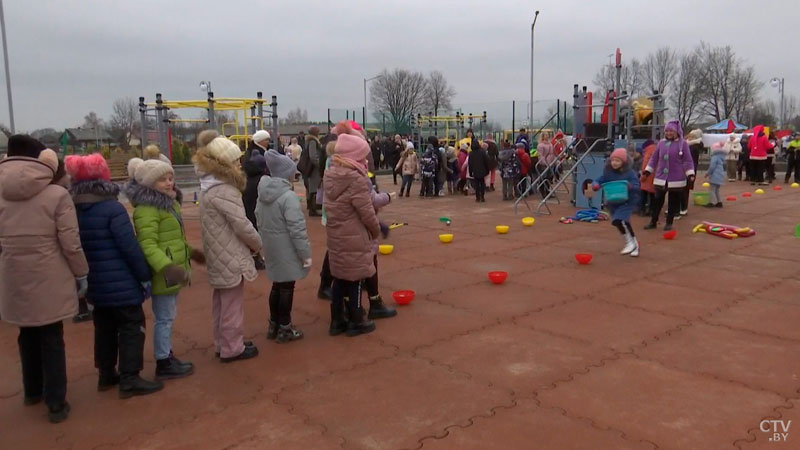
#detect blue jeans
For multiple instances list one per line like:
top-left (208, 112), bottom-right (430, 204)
top-left (151, 294), bottom-right (177, 361)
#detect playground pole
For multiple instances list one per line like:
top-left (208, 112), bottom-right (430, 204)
top-left (512, 101), bottom-right (516, 141)
top-left (271, 95), bottom-right (278, 150)
top-left (139, 96), bottom-right (147, 156)
top-left (207, 92), bottom-right (215, 130)
top-left (0, 0), bottom-right (14, 133)
top-left (530, 10), bottom-right (539, 128)
top-left (256, 92), bottom-right (263, 134)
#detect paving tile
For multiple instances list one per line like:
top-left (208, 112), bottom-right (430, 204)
top-left (513, 266), bottom-right (631, 297)
top-left (278, 355), bottom-right (513, 450)
top-left (537, 356), bottom-right (785, 449)
top-left (737, 399), bottom-right (800, 450)
top-left (652, 266), bottom-right (783, 297)
top-left (601, 280), bottom-right (735, 320)
top-left (380, 266), bottom-right (479, 297)
top-left (429, 282), bottom-right (570, 320)
top-left (416, 323), bottom-right (615, 394)
top-left (637, 322), bottom-right (800, 397)
top-left (706, 299), bottom-right (800, 341)
top-left (515, 299), bottom-right (686, 352)
top-left (419, 397), bottom-right (655, 450)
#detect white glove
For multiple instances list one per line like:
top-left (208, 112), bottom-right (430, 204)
top-left (76, 276), bottom-right (88, 298)
top-left (303, 258), bottom-right (312, 268)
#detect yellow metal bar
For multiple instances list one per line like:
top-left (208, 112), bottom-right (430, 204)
top-left (167, 118), bottom-right (209, 123)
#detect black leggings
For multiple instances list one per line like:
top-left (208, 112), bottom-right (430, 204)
top-left (18, 322), bottom-right (67, 410)
top-left (270, 281), bottom-right (296, 326)
top-left (320, 251), bottom-right (332, 289)
top-left (332, 278), bottom-right (363, 314)
top-left (651, 187), bottom-right (682, 225)
top-left (612, 219), bottom-right (635, 237)
top-left (751, 159), bottom-right (766, 183)
top-left (364, 255), bottom-right (379, 298)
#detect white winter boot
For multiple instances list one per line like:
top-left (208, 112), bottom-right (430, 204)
top-left (629, 239), bottom-right (640, 257)
top-left (621, 233), bottom-right (637, 255)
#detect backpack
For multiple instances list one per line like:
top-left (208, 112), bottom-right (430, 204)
top-left (297, 146), bottom-right (312, 177)
top-left (420, 155), bottom-right (436, 178)
top-left (501, 154), bottom-right (521, 179)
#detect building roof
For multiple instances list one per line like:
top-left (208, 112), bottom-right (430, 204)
top-left (65, 127), bottom-right (114, 142)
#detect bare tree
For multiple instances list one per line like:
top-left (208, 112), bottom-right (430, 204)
top-left (592, 58), bottom-right (644, 99)
top-left (643, 47), bottom-right (677, 95)
top-left (749, 100), bottom-right (777, 126)
top-left (694, 42), bottom-right (760, 122)
top-left (83, 111), bottom-right (104, 129)
top-left (670, 52), bottom-right (703, 129)
top-left (281, 107), bottom-right (308, 125)
top-left (370, 68), bottom-right (428, 132)
top-left (109, 98), bottom-right (138, 149)
top-left (423, 71), bottom-right (456, 116)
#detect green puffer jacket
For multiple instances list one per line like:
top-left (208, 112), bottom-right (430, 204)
top-left (126, 182), bottom-right (191, 295)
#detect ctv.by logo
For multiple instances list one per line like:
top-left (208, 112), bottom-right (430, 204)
top-left (760, 419), bottom-right (791, 442)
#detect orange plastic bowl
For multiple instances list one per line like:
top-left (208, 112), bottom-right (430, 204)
top-left (392, 290), bottom-right (416, 305)
top-left (488, 271), bottom-right (508, 284)
top-left (663, 230), bottom-right (677, 240)
top-left (574, 253), bottom-right (593, 265)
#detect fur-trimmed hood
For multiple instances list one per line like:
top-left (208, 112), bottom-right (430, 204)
top-left (125, 181), bottom-right (176, 210)
top-left (71, 180), bottom-right (120, 204)
top-left (193, 149), bottom-right (245, 191)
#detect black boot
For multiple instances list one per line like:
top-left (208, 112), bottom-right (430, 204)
top-left (308, 197), bottom-right (320, 217)
top-left (275, 288), bottom-right (303, 343)
top-left (346, 306), bottom-right (376, 337)
top-left (329, 303), bottom-right (348, 336)
top-left (168, 351), bottom-right (193, 371)
top-left (368, 295), bottom-right (397, 319)
top-left (220, 344), bottom-right (259, 363)
top-left (98, 370), bottom-right (121, 392)
top-left (119, 374), bottom-right (163, 399)
top-left (276, 324), bottom-right (303, 343)
top-left (317, 283), bottom-right (332, 300)
top-left (48, 402), bottom-right (71, 424)
top-left (155, 357), bottom-right (193, 380)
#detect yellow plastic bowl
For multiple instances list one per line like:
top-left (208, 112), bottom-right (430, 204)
top-left (378, 244), bottom-right (394, 255)
top-left (439, 233), bottom-right (454, 243)
top-left (522, 217), bottom-right (535, 227)
top-left (496, 225), bottom-right (509, 234)
top-left (792, 183), bottom-right (799, 188)
top-left (755, 189), bottom-right (765, 195)
top-left (702, 182), bottom-right (710, 188)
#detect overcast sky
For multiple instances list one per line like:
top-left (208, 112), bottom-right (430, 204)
top-left (2, 0), bottom-right (798, 131)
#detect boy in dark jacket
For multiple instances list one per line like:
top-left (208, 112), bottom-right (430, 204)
top-left (469, 142), bottom-right (491, 202)
top-left (65, 154), bottom-right (163, 398)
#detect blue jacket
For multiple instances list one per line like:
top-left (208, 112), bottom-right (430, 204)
top-left (592, 164), bottom-right (640, 222)
top-left (707, 149), bottom-right (726, 186)
top-left (72, 180), bottom-right (151, 307)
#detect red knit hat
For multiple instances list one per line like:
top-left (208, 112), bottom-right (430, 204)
top-left (65, 153), bottom-right (111, 182)
top-left (609, 148), bottom-right (628, 163)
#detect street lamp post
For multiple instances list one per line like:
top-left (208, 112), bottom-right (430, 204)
top-left (364, 74), bottom-right (381, 130)
top-left (0, 0), bottom-right (15, 133)
top-left (770, 77), bottom-right (784, 130)
top-left (530, 10), bottom-right (540, 127)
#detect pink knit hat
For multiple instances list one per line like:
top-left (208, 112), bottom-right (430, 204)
top-left (609, 148), bottom-right (628, 162)
top-left (65, 153), bottom-right (111, 182)
top-left (334, 134), bottom-right (370, 161)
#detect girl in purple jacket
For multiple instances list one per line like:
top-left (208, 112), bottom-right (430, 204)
top-left (642, 120), bottom-right (696, 231)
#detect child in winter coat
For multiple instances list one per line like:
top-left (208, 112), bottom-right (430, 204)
top-left (456, 143), bottom-right (469, 194)
top-left (468, 142), bottom-right (491, 202)
top-left (193, 130), bottom-right (263, 362)
top-left (395, 146), bottom-right (418, 197)
top-left (723, 134), bottom-right (742, 182)
top-left (323, 122), bottom-right (381, 337)
top-left (638, 140), bottom-right (657, 215)
top-left (66, 154), bottom-right (163, 398)
top-left (498, 144), bottom-right (521, 201)
top-left (446, 146), bottom-right (459, 194)
top-left (126, 158), bottom-right (200, 380)
top-left (643, 120), bottom-right (696, 231)
top-left (0, 137), bottom-right (88, 423)
top-left (256, 150), bottom-right (311, 343)
top-left (586, 148), bottom-right (641, 257)
top-left (419, 146), bottom-right (438, 198)
top-left (705, 142), bottom-right (726, 208)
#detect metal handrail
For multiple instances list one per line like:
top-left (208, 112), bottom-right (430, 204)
top-left (533, 139), bottom-right (605, 215)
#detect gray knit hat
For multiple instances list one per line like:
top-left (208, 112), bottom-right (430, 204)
top-left (264, 149), bottom-right (296, 181)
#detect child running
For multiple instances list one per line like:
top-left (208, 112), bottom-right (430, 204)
top-left (704, 142), bottom-right (726, 208)
top-left (586, 148), bottom-right (641, 257)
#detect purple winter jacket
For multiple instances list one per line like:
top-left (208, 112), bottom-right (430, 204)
top-left (645, 138), bottom-right (696, 189)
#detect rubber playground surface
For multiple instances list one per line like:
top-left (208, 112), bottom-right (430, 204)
top-left (1, 175), bottom-right (799, 449)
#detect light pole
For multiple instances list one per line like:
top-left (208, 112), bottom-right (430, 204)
top-left (364, 74), bottom-right (381, 129)
top-left (199, 80), bottom-right (212, 93)
top-left (530, 10), bottom-right (539, 126)
top-left (770, 77), bottom-right (784, 130)
top-left (0, 0), bottom-right (15, 133)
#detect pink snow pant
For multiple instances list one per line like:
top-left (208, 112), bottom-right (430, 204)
top-left (212, 280), bottom-right (245, 359)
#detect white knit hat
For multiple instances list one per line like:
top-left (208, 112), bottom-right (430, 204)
top-left (205, 136), bottom-right (242, 164)
top-left (252, 130), bottom-right (270, 143)
top-left (133, 159), bottom-right (174, 187)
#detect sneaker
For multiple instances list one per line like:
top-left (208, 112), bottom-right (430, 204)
top-left (715, 202), bottom-right (723, 208)
top-left (155, 357), bottom-right (193, 380)
top-left (48, 402), bottom-right (71, 424)
top-left (119, 375), bottom-right (164, 399)
top-left (276, 324), bottom-right (303, 344)
top-left (679, 209), bottom-right (688, 216)
top-left (629, 240), bottom-right (640, 257)
top-left (98, 371), bottom-right (121, 392)
top-left (220, 345), bottom-right (259, 363)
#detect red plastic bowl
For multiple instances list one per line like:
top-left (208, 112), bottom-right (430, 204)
top-left (488, 271), bottom-right (508, 284)
top-left (774, 186), bottom-right (782, 191)
top-left (742, 192), bottom-right (752, 198)
top-left (392, 290), bottom-right (416, 305)
top-left (726, 196), bottom-right (737, 201)
top-left (663, 230), bottom-right (677, 240)
top-left (574, 253), bottom-right (593, 265)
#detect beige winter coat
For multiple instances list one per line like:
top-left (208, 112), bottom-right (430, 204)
top-left (195, 152), bottom-right (262, 289)
top-left (723, 139), bottom-right (742, 161)
top-left (0, 157), bottom-right (89, 326)
top-left (396, 151), bottom-right (419, 176)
